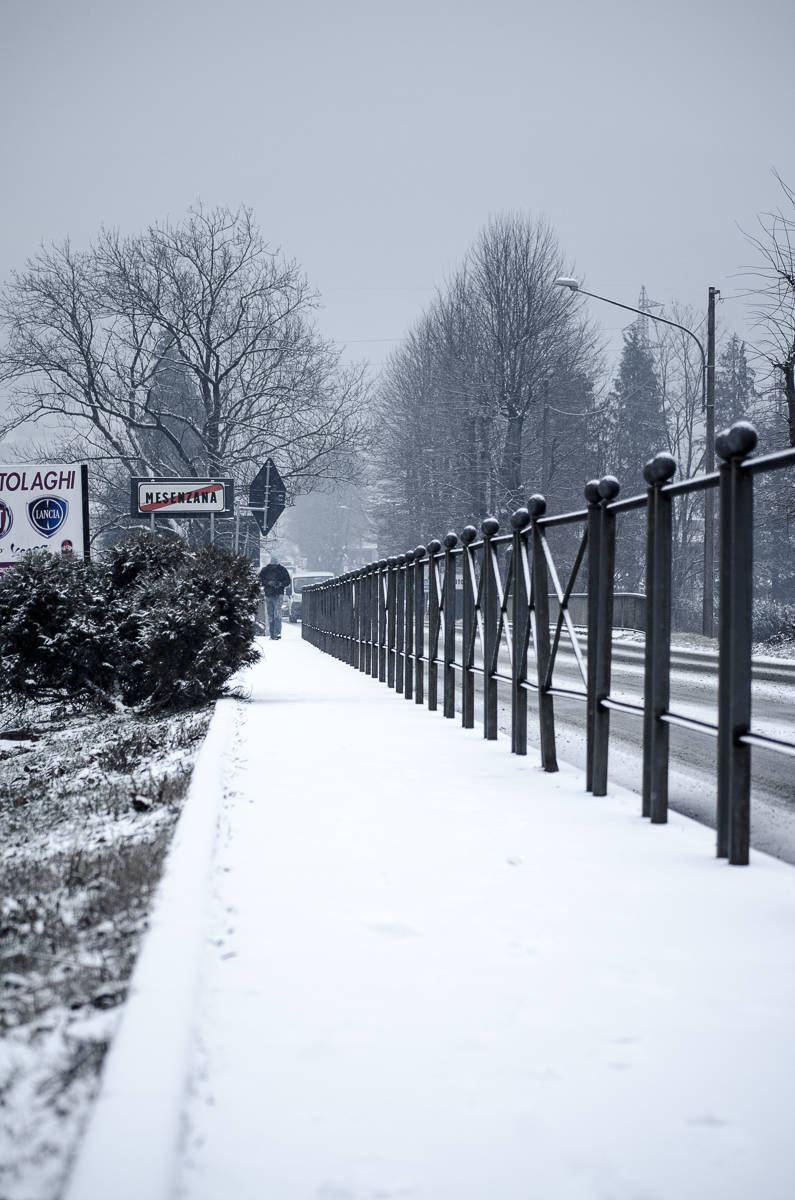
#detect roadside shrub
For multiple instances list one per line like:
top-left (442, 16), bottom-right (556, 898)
top-left (115, 540), bottom-right (261, 710)
top-left (106, 529), bottom-right (189, 590)
top-left (0, 535), bottom-right (261, 713)
top-left (672, 596), bottom-right (703, 636)
top-left (0, 553), bottom-right (116, 706)
top-left (752, 598), bottom-right (795, 646)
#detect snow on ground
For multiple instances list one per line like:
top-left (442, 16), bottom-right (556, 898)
top-left (0, 707), bottom-right (209, 1200)
top-left (66, 627), bottom-right (795, 1200)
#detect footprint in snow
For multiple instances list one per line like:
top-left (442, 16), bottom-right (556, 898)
top-left (364, 920), bottom-right (420, 939)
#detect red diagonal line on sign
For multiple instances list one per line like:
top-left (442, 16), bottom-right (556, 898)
top-left (140, 483), bottom-right (224, 513)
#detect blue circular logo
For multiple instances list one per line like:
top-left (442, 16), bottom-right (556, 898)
top-left (27, 496), bottom-right (69, 538)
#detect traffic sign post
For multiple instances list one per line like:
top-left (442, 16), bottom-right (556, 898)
top-left (130, 478), bottom-right (235, 519)
top-left (247, 459), bottom-right (286, 536)
top-left (130, 465), bottom-right (288, 554)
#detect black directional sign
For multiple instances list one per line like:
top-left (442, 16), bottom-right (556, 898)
top-left (249, 458), bottom-right (286, 535)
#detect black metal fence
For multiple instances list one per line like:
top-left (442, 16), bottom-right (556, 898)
top-left (302, 421), bottom-right (795, 866)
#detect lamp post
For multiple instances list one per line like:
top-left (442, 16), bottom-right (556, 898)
top-left (554, 277), bottom-right (717, 637)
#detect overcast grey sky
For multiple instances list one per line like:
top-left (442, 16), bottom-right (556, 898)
top-left (2, 0), bottom-right (793, 376)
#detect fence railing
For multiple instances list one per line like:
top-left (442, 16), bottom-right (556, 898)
top-left (301, 421), bottom-right (795, 865)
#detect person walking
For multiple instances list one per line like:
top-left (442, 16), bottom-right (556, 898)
top-left (259, 555), bottom-right (292, 640)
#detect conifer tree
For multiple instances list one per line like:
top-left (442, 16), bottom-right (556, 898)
top-left (716, 334), bottom-right (756, 428)
top-left (606, 323), bottom-right (667, 491)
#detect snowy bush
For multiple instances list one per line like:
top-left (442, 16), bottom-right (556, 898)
top-left (752, 598), bottom-right (795, 646)
top-left (0, 553), bottom-right (116, 706)
top-left (112, 538), bottom-right (261, 710)
top-left (106, 529), bottom-right (190, 590)
top-left (0, 535), bottom-right (261, 713)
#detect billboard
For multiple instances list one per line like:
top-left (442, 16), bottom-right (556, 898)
top-left (0, 464), bottom-right (89, 569)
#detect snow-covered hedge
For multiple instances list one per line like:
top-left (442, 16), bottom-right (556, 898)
top-left (0, 534), bottom-right (261, 712)
top-left (0, 551), bottom-right (118, 706)
top-left (110, 534), bottom-right (261, 710)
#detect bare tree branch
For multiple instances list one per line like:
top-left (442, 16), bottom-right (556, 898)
top-left (0, 204), bottom-right (371, 533)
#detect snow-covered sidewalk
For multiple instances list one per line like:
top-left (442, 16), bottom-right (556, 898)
top-left (67, 626), bottom-right (795, 1200)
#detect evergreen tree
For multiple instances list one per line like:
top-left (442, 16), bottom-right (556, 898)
top-left (606, 323), bottom-right (666, 491)
top-left (715, 334), bottom-right (756, 428)
top-left (604, 324), bottom-right (666, 590)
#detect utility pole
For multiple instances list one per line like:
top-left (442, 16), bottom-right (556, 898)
top-left (702, 286), bottom-right (719, 638)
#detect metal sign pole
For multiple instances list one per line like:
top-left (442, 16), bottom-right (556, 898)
top-left (210, 512), bottom-right (215, 544)
top-left (264, 461), bottom-right (271, 538)
top-left (234, 508), bottom-right (241, 554)
top-left (80, 464), bottom-right (91, 562)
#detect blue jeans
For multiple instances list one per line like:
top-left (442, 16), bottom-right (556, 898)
top-left (264, 595), bottom-right (282, 638)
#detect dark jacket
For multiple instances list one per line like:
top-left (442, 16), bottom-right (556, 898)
top-left (259, 563), bottom-right (292, 597)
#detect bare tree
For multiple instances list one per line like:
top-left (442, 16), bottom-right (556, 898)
top-left (466, 215), bottom-right (597, 511)
top-left (0, 205), bottom-right (370, 508)
top-left (744, 172), bottom-right (795, 447)
top-left (374, 213), bottom-right (600, 549)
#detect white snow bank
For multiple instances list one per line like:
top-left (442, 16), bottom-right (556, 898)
top-left (61, 700), bottom-right (237, 1200)
top-left (66, 629), bottom-right (795, 1200)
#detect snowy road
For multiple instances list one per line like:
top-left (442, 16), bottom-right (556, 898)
top-left (432, 625), bottom-right (794, 859)
top-left (66, 627), bottom-right (795, 1200)
top-left (492, 640), bottom-right (795, 863)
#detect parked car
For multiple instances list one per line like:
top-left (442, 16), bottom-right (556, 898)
top-left (288, 571), bottom-right (334, 622)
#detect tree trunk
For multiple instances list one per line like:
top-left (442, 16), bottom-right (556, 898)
top-left (784, 362), bottom-right (795, 448)
top-left (206, 381), bottom-right (223, 474)
top-left (471, 415), bottom-right (488, 519)
top-left (500, 412), bottom-right (525, 516)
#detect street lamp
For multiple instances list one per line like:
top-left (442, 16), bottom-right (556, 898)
top-left (554, 277), bottom-right (707, 397)
top-left (554, 276), bottom-right (718, 637)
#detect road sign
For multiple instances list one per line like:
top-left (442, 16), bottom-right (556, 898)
top-left (248, 459), bottom-right (286, 535)
top-left (130, 478), bottom-right (235, 518)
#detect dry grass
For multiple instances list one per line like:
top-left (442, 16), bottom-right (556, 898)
top-left (0, 702), bottom-right (211, 1199)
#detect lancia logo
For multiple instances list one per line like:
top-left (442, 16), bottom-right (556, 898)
top-left (27, 496), bottom-right (68, 537)
top-left (0, 500), bottom-right (12, 537)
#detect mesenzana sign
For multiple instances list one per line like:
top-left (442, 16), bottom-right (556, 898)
top-left (130, 478), bottom-right (235, 518)
top-left (0, 463), bottom-right (90, 568)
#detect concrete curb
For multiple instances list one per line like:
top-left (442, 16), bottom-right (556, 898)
top-left (62, 699), bottom-right (236, 1200)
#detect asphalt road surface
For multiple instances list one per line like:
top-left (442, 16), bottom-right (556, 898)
top-left (462, 637), bottom-right (795, 864)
